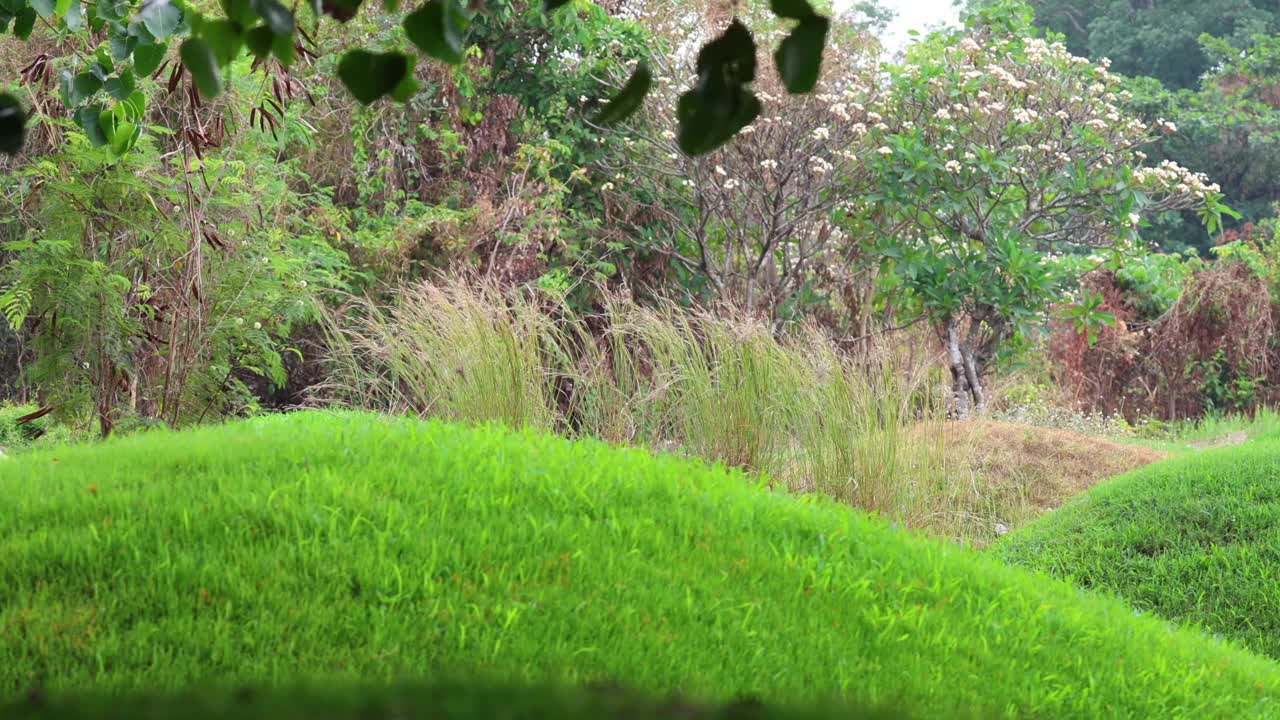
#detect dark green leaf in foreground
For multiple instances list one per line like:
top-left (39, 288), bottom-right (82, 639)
top-left (13, 7), bottom-right (36, 39)
top-left (404, 0), bottom-right (468, 65)
top-left (318, 0), bottom-right (362, 23)
top-left (245, 25), bottom-right (273, 58)
top-left (676, 19), bottom-right (759, 156)
top-left (594, 61), bottom-right (652, 126)
top-left (775, 14), bottom-right (828, 93)
top-left (251, 0), bottom-right (294, 35)
top-left (770, 0), bottom-right (815, 20)
top-left (337, 49), bottom-right (412, 105)
top-left (180, 38), bottom-right (223, 98)
top-left (0, 94), bottom-right (25, 155)
top-left (544, 0), bottom-right (571, 10)
top-left (200, 19), bottom-right (244, 66)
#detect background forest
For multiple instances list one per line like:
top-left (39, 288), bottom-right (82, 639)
top-left (1, 0), bottom-right (1278, 448)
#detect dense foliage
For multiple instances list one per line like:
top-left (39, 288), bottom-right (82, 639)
top-left (1020, 0), bottom-right (1279, 91)
top-left (5, 412), bottom-right (1280, 717)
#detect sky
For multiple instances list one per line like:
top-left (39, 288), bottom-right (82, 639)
top-left (842, 0), bottom-right (962, 51)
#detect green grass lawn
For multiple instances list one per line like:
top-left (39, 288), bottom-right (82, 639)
top-left (996, 440), bottom-right (1280, 661)
top-left (3, 412), bottom-right (1280, 718)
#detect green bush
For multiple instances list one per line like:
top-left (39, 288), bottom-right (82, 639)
top-left (996, 441), bottom-right (1280, 660)
top-left (0, 404), bottom-right (55, 448)
top-left (3, 412), bottom-right (1279, 718)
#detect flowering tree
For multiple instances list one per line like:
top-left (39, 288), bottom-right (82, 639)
top-left (597, 17), bottom-right (883, 320)
top-left (867, 3), bottom-right (1233, 415)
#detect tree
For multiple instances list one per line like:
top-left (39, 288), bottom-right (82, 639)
top-left (0, 0), bottom-right (839, 159)
top-left (1011, 0), bottom-right (1279, 91)
top-left (869, 3), bottom-right (1229, 415)
top-left (597, 12), bottom-right (882, 321)
top-left (1124, 33), bottom-right (1280, 254)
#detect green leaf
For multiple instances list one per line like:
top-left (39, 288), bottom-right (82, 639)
top-left (0, 94), bottom-right (24, 156)
top-left (61, 70), bottom-right (103, 106)
top-left (318, 0), bottom-right (362, 23)
top-left (63, 0), bottom-right (82, 30)
top-left (53, 0), bottom-right (71, 18)
top-left (775, 15), bottom-right (828, 93)
top-left (676, 19), bottom-right (759, 156)
top-left (95, 46), bottom-right (115, 74)
top-left (133, 41), bottom-right (167, 75)
top-left (245, 24), bottom-right (273, 58)
top-left (97, 0), bottom-right (124, 21)
top-left (200, 18), bottom-right (243, 65)
top-left (180, 37), bottom-right (223, 98)
top-left (76, 105), bottom-right (108, 145)
top-left (141, 0), bottom-right (182, 40)
top-left (12, 7), bottom-right (35, 37)
top-left (594, 61), bottom-right (651, 126)
top-left (337, 49), bottom-right (411, 104)
top-left (104, 69), bottom-right (137, 99)
top-left (543, 0), bottom-right (570, 9)
top-left (109, 119), bottom-right (138, 154)
top-left (250, 0), bottom-right (293, 34)
top-left (404, 0), bottom-right (468, 65)
top-left (770, 0), bottom-right (814, 20)
top-left (270, 28), bottom-right (294, 65)
top-left (109, 29), bottom-right (138, 60)
top-left (30, 0), bottom-right (54, 19)
top-left (124, 90), bottom-right (146, 119)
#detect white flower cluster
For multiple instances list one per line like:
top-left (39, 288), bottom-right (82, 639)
top-left (1132, 160), bottom-right (1221, 198)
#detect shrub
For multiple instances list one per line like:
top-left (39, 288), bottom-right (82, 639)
top-left (3, 412), bottom-right (1279, 717)
top-left (995, 440), bottom-right (1280, 660)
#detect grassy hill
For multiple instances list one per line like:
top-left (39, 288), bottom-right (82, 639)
top-left (996, 439), bottom-right (1280, 661)
top-left (3, 412), bottom-right (1279, 718)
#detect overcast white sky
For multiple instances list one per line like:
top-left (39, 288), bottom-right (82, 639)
top-left (841, 0), bottom-right (962, 50)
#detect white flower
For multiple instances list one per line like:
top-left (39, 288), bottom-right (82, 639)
top-left (1128, 213), bottom-right (1141, 226)
top-left (235, 318), bottom-right (245, 326)
top-left (714, 165), bottom-right (727, 176)
top-left (740, 125), bottom-right (756, 135)
top-left (660, 130), bottom-right (675, 141)
top-left (877, 146), bottom-right (893, 156)
top-left (959, 37), bottom-right (980, 52)
top-left (812, 127), bottom-right (830, 141)
top-left (934, 108), bottom-right (952, 121)
top-left (945, 160), bottom-right (962, 174)
top-left (601, 182), bottom-right (615, 192)
top-left (579, 95), bottom-right (588, 103)
top-left (723, 178), bottom-right (741, 190)
top-left (760, 159), bottom-right (779, 170)
top-left (253, 322), bottom-right (262, 330)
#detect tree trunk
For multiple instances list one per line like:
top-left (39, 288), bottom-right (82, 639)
top-left (945, 317), bottom-right (987, 418)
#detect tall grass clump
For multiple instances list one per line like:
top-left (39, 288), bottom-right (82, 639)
top-left (320, 279), bottom-right (565, 432)
top-left (319, 279), bottom-right (956, 533)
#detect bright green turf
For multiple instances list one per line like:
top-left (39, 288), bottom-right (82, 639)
top-left (996, 440), bottom-right (1280, 661)
top-left (3, 412), bottom-right (1280, 718)
top-left (2, 682), bottom-right (903, 720)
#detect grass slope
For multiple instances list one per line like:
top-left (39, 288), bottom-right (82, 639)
top-left (3, 412), bottom-right (1280, 718)
top-left (996, 440), bottom-right (1280, 661)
